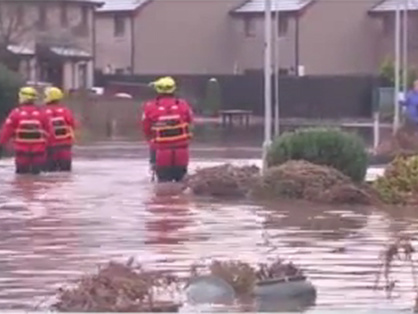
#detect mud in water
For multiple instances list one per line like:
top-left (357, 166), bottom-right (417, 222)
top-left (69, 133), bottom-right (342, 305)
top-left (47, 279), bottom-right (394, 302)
top-left (0, 143), bottom-right (414, 312)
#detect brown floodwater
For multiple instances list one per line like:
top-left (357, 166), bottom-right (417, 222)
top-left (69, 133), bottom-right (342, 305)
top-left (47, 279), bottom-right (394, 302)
top-left (0, 142), bottom-right (415, 313)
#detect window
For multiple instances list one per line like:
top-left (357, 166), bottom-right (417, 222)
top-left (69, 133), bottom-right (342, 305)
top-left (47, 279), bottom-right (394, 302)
top-left (60, 2), bottom-right (68, 27)
top-left (75, 5), bottom-right (89, 36)
top-left (78, 63), bottom-right (87, 89)
top-left (382, 15), bottom-right (393, 36)
top-left (114, 15), bottom-right (125, 37)
top-left (244, 17), bottom-right (256, 37)
top-left (278, 16), bottom-right (288, 36)
top-left (37, 3), bottom-right (47, 30)
top-left (81, 5), bottom-right (89, 29)
top-left (24, 59), bottom-right (31, 81)
top-left (16, 5), bottom-right (24, 25)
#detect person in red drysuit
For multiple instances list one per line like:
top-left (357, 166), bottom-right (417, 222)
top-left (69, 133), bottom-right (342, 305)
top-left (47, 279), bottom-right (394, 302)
top-left (0, 86), bottom-right (53, 174)
top-left (141, 76), bottom-right (193, 182)
top-left (42, 86), bottom-right (76, 172)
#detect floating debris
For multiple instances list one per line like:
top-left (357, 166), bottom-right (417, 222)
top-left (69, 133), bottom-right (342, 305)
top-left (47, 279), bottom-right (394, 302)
top-left (256, 259), bottom-right (304, 282)
top-left (374, 235), bottom-right (417, 298)
top-left (209, 260), bottom-right (257, 296)
top-left (189, 258), bottom-right (306, 297)
top-left (52, 260), bottom-right (180, 312)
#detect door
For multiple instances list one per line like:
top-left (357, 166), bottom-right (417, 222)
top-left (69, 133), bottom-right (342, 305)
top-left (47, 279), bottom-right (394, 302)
top-left (39, 61), bottom-right (63, 88)
top-left (78, 63), bottom-right (87, 89)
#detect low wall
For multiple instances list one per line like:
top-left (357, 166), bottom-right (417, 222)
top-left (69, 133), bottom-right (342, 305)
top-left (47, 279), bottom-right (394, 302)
top-left (66, 95), bottom-right (143, 141)
top-left (96, 72), bottom-right (382, 119)
top-left (64, 94), bottom-right (386, 143)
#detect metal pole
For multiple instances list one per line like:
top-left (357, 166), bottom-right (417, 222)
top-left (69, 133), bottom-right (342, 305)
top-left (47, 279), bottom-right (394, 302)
top-left (262, 0), bottom-right (273, 173)
top-left (402, 0), bottom-right (408, 96)
top-left (273, 4), bottom-right (280, 136)
top-left (373, 110), bottom-right (380, 151)
top-left (394, 2), bottom-right (401, 133)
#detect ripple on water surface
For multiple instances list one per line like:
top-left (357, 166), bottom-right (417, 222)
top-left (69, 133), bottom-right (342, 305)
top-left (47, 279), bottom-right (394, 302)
top-left (0, 156), bottom-right (415, 312)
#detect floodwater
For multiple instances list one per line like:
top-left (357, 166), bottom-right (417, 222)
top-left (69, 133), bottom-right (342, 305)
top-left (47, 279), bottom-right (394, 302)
top-left (0, 142), bottom-right (415, 313)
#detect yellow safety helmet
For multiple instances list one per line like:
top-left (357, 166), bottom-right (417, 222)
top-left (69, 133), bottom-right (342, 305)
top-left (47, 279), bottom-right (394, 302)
top-left (151, 76), bottom-right (176, 94)
top-left (18, 86), bottom-right (37, 104)
top-left (44, 86), bottom-right (64, 104)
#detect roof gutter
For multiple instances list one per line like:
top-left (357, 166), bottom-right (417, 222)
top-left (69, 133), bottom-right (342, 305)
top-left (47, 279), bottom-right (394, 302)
top-left (230, 0), bottom-right (315, 16)
top-left (95, 9), bottom-right (136, 14)
top-left (230, 9), bottom-right (303, 17)
top-left (0, 0), bottom-right (103, 3)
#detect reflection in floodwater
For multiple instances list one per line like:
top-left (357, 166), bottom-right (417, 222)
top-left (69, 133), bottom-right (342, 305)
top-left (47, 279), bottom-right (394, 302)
top-left (254, 293), bottom-right (316, 312)
top-left (144, 192), bottom-right (195, 246)
top-left (262, 201), bottom-right (369, 243)
top-left (0, 175), bottom-right (62, 218)
top-left (0, 173), bottom-right (82, 309)
top-left (0, 143), bottom-right (415, 312)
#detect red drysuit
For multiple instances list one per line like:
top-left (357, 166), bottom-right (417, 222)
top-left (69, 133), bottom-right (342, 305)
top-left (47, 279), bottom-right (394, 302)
top-left (141, 96), bottom-right (193, 178)
top-left (0, 105), bottom-right (53, 173)
top-left (43, 105), bottom-right (76, 166)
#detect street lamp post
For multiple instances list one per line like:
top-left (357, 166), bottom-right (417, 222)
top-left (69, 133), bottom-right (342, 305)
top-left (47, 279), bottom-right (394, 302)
top-left (273, 5), bottom-right (280, 137)
top-left (393, 1), bottom-right (401, 134)
top-left (402, 0), bottom-right (408, 98)
top-left (262, 0), bottom-right (273, 174)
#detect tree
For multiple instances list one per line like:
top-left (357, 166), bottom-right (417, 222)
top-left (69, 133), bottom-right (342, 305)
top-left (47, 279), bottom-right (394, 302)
top-left (0, 0), bottom-right (81, 64)
top-left (379, 57), bottom-right (417, 90)
top-left (0, 1), bottom-right (35, 58)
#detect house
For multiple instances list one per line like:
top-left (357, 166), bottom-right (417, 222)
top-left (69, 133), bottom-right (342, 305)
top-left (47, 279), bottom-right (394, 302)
top-left (94, 0), bottom-right (141, 75)
top-left (0, 0), bottom-right (102, 90)
top-left (94, 0), bottom-right (245, 75)
top-left (369, 0), bottom-right (418, 71)
top-left (95, 0), bottom-right (393, 76)
top-left (232, 0), bottom-right (385, 75)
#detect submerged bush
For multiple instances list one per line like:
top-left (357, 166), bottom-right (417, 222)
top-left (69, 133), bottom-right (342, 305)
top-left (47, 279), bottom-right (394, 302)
top-left (52, 260), bottom-right (180, 312)
top-left (187, 164), bottom-right (260, 197)
top-left (267, 128), bottom-right (368, 182)
top-left (186, 161), bottom-right (373, 204)
top-left (253, 160), bottom-right (374, 205)
top-left (373, 155), bottom-right (418, 205)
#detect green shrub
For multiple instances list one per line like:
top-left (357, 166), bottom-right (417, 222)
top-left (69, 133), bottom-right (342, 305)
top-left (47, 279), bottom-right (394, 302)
top-left (202, 78), bottom-right (222, 116)
top-left (267, 128), bottom-right (368, 182)
top-left (379, 57), bottom-right (417, 89)
top-left (373, 155), bottom-right (418, 205)
top-left (0, 63), bottom-right (23, 120)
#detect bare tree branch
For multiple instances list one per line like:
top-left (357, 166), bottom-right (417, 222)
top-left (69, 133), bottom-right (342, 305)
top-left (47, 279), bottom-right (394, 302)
top-left (0, 1), bottom-right (82, 55)
top-left (0, 2), bottom-right (35, 55)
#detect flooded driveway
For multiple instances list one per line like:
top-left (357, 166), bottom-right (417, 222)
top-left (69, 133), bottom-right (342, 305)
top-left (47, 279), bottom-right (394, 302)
top-left (0, 142), bottom-right (414, 312)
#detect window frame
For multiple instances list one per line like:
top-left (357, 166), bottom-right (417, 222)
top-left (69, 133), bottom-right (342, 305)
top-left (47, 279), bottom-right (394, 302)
top-left (60, 1), bottom-right (69, 27)
top-left (113, 14), bottom-right (126, 37)
top-left (37, 3), bottom-right (47, 30)
top-left (244, 17), bottom-right (256, 37)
